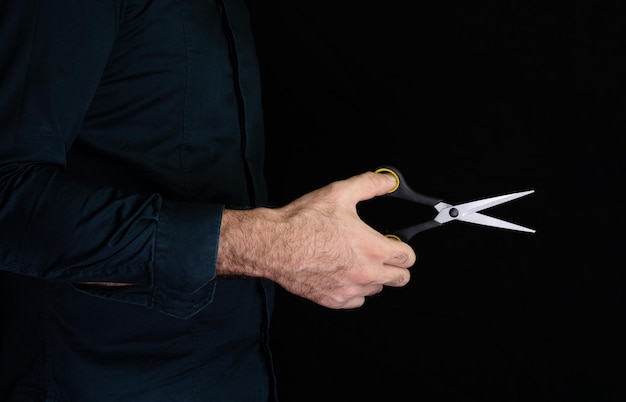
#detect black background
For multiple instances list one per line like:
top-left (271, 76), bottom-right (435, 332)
top-left (249, 2), bottom-right (625, 401)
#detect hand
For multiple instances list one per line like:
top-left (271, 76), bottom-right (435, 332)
top-left (218, 170), bottom-right (417, 309)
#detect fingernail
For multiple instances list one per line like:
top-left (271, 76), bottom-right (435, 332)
top-left (382, 172), bottom-right (398, 187)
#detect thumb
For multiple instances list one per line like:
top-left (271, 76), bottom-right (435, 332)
top-left (345, 170), bottom-right (398, 204)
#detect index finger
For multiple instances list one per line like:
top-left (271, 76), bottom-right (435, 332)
top-left (384, 236), bottom-right (417, 269)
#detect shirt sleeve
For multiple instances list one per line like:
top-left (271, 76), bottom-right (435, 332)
top-left (0, 0), bottom-right (220, 318)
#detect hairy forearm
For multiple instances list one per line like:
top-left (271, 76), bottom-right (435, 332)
top-left (217, 207), bottom-right (297, 280)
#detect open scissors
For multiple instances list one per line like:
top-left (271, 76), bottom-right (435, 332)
top-left (375, 166), bottom-right (536, 242)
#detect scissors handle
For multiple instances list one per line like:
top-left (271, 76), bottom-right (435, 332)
top-left (386, 221), bottom-right (442, 243)
top-left (375, 166), bottom-right (443, 242)
top-left (375, 166), bottom-right (440, 207)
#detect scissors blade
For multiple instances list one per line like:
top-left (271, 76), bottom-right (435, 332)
top-left (457, 211), bottom-right (536, 233)
top-left (434, 190), bottom-right (535, 232)
top-left (454, 190), bottom-right (535, 216)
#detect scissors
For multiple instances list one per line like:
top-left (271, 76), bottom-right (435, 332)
top-left (375, 166), bottom-right (536, 242)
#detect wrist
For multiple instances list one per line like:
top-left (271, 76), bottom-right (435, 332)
top-left (217, 207), bottom-right (284, 279)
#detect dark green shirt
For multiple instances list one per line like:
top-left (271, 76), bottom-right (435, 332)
top-left (0, 0), bottom-right (275, 400)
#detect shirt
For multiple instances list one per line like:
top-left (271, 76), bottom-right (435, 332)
top-left (0, 0), bottom-right (276, 400)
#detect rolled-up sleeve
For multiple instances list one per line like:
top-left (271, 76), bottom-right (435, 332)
top-left (150, 202), bottom-right (223, 318)
top-left (69, 200), bottom-right (224, 319)
top-left (63, 201), bottom-right (224, 319)
top-left (0, 0), bottom-right (229, 319)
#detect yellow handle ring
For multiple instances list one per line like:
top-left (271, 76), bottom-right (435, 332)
top-left (385, 234), bottom-right (402, 242)
top-left (374, 167), bottom-right (400, 194)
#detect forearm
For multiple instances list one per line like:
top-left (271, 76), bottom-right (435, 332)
top-left (217, 207), bottom-right (297, 281)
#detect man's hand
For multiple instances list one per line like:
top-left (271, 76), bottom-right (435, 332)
top-left (218, 170), bottom-right (416, 309)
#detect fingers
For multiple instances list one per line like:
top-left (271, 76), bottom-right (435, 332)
top-left (359, 284), bottom-right (386, 299)
top-left (384, 238), bottom-right (417, 268)
top-left (376, 255), bottom-right (413, 288)
top-left (373, 237), bottom-right (416, 288)
top-left (319, 283), bottom-right (388, 310)
top-left (379, 266), bottom-right (411, 288)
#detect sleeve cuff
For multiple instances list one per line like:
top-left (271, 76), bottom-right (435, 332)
top-left (149, 200), bottom-right (223, 318)
top-left (71, 200), bottom-right (223, 319)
